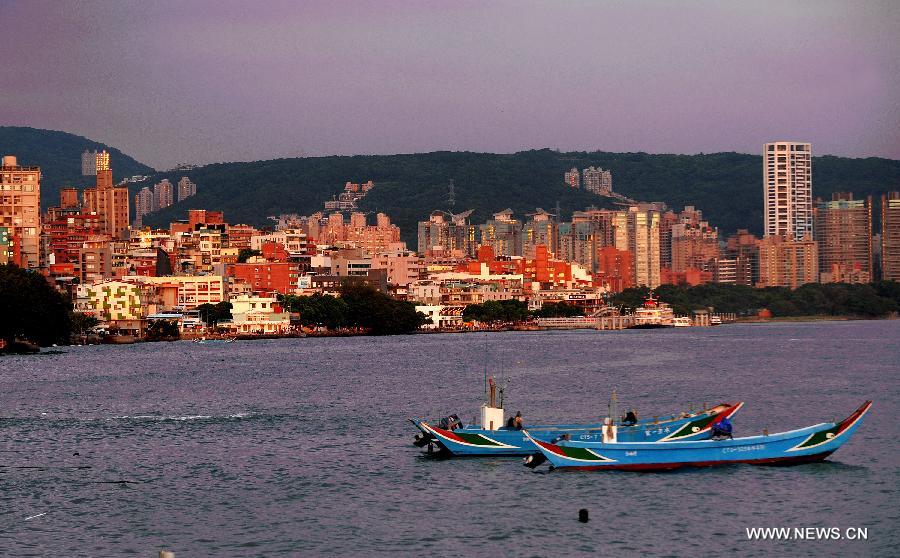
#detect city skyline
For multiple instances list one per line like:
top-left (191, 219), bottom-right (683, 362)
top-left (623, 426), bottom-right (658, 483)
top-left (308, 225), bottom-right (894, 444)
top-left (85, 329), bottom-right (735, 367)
top-left (1, 1), bottom-right (899, 169)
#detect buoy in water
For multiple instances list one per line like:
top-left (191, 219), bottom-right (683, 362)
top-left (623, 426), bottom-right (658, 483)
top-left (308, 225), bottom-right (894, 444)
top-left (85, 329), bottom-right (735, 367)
top-left (578, 509), bottom-right (589, 523)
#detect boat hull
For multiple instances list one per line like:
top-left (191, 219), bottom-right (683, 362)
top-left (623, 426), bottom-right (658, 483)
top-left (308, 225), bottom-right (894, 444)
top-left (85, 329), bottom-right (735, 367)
top-left (412, 402), bottom-right (743, 456)
top-left (525, 401), bottom-right (871, 471)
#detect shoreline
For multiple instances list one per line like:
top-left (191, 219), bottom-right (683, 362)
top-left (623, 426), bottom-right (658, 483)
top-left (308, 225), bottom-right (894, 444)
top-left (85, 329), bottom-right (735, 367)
top-left (5, 315), bottom-right (898, 355)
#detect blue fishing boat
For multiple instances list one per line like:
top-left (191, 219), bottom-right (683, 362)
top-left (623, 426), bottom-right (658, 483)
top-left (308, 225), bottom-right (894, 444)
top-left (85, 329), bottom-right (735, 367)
top-left (412, 380), bottom-right (744, 456)
top-left (522, 400), bottom-right (871, 471)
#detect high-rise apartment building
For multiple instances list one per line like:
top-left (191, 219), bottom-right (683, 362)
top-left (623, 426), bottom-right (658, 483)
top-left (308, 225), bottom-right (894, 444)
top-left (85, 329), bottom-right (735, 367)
top-left (84, 164), bottom-right (130, 239)
top-left (671, 222), bottom-right (719, 273)
top-left (614, 206), bottom-right (660, 288)
top-left (177, 176), bottom-right (197, 201)
top-left (757, 235), bottom-right (818, 289)
top-left (81, 149), bottom-right (108, 176)
top-left (0, 155), bottom-right (41, 268)
top-left (721, 229), bottom-right (760, 286)
top-left (155, 179), bottom-right (174, 210)
top-left (479, 209), bottom-right (522, 257)
top-left (417, 211), bottom-right (476, 257)
top-left (564, 168), bottom-right (580, 188)
top-left (582, 167), bottom-right (613, 195)
top-left (882, 192), bottom-right (900, 281)
top-left (522, 209), bottom-right (558, 257)
top-left (134, 187), bottom-right (155, 228)
top-left (814, 193), bottom-right (872, 283)
top-left (764, 141), bottom-right (812, 240)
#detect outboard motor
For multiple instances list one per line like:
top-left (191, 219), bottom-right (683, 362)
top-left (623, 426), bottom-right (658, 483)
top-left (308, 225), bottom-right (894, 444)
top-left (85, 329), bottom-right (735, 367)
top-left (413, 432), bottom-right (435, 448)
top-left (523, 452), bottom-right (548, 469)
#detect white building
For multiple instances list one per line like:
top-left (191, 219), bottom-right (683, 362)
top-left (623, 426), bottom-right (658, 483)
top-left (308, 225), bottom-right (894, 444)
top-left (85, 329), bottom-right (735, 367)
top-left (415, 304), bottom-right (465, 329)
top-left (764, 141), bottom-right (812, 240)
top-left (228, 295), bottom-right (290, 334)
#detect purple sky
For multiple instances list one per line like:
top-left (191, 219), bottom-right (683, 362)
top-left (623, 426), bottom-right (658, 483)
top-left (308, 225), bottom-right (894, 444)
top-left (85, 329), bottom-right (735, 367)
top-left (2, 0), bottom-right (898, 169)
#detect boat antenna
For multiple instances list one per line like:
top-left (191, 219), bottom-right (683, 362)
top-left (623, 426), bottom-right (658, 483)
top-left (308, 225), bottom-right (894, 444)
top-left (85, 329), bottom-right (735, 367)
top-left (483, 333), bottom-right (488, 404)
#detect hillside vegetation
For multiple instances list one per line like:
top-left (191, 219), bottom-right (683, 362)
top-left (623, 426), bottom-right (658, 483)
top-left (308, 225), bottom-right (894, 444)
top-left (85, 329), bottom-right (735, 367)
top-left (0, 126), bottom-right (155, 207)
top-left (144, 149), bottom-right (900, 245)
top-left (2, 128), bottom-right (899, 245)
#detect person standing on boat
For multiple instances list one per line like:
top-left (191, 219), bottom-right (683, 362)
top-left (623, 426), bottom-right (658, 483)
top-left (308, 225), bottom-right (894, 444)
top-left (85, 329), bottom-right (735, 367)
top-left (711, 417), bottom-right (733, 439)
top-left (622, 409), bottom-right (638, 426)
top-left (507, 411), bottom-right (523, 430)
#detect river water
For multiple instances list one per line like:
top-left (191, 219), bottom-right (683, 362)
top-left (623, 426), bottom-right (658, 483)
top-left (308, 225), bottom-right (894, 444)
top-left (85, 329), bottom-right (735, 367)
top-left (1, 321), bottom-right (897, 556)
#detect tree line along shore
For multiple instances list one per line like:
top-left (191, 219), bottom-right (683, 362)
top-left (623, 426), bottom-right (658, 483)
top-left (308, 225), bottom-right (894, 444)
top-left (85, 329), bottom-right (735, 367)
top-left (2, 264), bottom-right (899, 354)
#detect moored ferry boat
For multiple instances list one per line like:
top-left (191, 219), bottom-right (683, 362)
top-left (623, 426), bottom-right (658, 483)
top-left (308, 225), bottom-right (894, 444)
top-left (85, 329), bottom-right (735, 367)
top-left (630, 294), bottom-right (675, 329)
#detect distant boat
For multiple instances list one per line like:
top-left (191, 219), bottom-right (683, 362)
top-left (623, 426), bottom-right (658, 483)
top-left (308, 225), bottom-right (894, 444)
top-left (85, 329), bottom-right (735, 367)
top-left (710, 315), bottom-right (723, 325)
top-left (523, 401), bottom-right (871, 472)
top-left (672, 316), bottom-right (693, 327)
top-left (629, 294), bottom-right (675, 329)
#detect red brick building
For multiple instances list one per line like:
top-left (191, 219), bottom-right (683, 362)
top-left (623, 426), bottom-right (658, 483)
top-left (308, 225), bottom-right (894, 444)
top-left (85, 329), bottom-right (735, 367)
top-left (228, 262), bottom-right (300, 295)
top-left (595, 246), bottom-right (633, 292)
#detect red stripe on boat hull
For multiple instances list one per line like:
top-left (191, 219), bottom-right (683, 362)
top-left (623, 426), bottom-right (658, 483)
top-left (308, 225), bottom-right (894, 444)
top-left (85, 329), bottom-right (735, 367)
top-left (554, 450), bottom-right (836, 472)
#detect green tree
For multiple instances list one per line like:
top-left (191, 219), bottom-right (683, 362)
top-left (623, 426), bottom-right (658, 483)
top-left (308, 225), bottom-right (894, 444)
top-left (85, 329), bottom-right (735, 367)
top-left (533, 301), bottom-right (584, 318)
top-left (70, 312), bottom-right (100, 334)
top-left (463, 299), bottom-right (530, 323)
top-left (0, 264), bottom-right (71, 346)
top-left (197, 301), bottom-right (233, 325)
top-left (338, 284), bottom-right (428, 335)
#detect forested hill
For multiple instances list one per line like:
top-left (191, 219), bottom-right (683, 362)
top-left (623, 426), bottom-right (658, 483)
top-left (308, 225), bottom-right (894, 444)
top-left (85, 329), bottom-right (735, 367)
top-left (2, 127), bottom-right (899, 245)
top-left (142, 149), bottom-right (900, 244)
top-left (0, 126), bottom-right (155, 207)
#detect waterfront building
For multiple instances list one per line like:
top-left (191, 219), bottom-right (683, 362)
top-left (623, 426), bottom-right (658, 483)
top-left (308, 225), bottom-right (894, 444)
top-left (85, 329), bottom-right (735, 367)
top-left (882, 192), bottom-right (900, 281)
top-left (123, 275), bottom-right (225, 309)
top-left (0, 155), bottom-right (41, 269)
top-left (228, 295), bottom-right (290, 334)
top-left (177, 177), bottom-right (197, 201)
top-left (564, 168), bottom-right (580, 188)
top-left (75, 280), bottom-right (144, 321)
top-left (415, 305), bottom-right (466, 329)
top-left (814, 193), bottom-right (872, 283)
top-left (757, 235), bottom-right (818, 289)
top-left (764, 141), bottom-right (812, 240)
